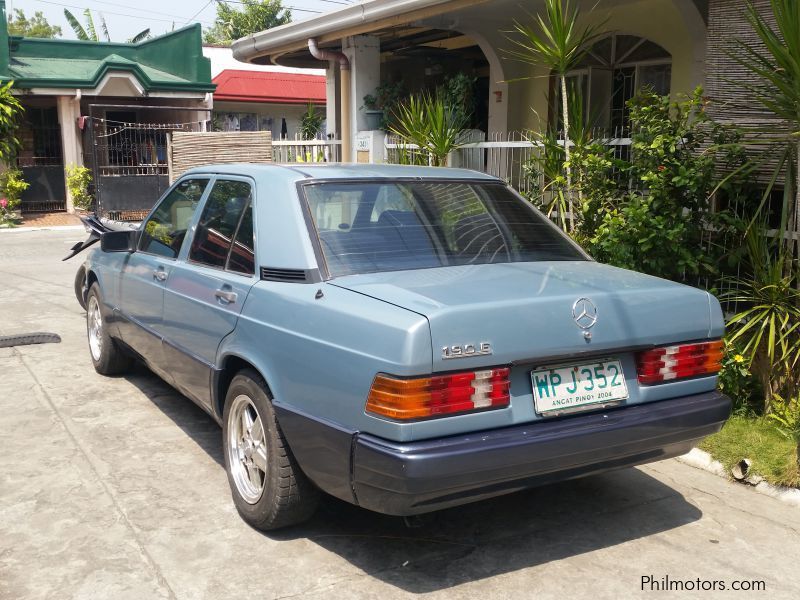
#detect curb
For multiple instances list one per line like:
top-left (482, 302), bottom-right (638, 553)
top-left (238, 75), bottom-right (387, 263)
top-left (0, 225), bottom-right (85, 233)
top-left (677, 448), bottom-right (800, 508)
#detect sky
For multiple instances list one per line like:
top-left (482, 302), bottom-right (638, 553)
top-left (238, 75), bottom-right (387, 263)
top-left (8, 0), bottom-right (357, 42)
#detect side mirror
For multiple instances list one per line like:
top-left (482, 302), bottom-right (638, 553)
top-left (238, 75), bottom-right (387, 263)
top-left (100, 230), bottom-right (138, 253)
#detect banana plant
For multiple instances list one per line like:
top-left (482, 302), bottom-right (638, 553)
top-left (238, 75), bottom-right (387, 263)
top-left (63, 8), bottom-right (149, 43)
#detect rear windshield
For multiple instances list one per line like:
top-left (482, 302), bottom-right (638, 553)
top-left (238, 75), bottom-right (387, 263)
top-left (303, 181), bottom-right (586, 277)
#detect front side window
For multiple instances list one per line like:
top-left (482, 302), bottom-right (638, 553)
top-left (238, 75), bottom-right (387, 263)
top-left (304, 181), bottom-right (586, 277)
top-left (139, 178), bottom-right (209, 258)
top-left (189, 180), bottom-right (254, 274)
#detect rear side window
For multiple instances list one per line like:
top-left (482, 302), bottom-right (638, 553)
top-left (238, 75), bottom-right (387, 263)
top-left (227, 203), bottom-right (255, 275)
top-left (139, 178), bottom-right (209, 258)
top-left (189, 180), bottom-right (254, 274)
top-left (303, 181), bottom-right (586, 277)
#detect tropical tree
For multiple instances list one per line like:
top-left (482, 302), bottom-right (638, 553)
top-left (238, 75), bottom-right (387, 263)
top-left (203, 0), bottom-right (291, 46)
top-left (733, 0), bottom-right (800, 256)
top-left (505, 0), bottom-right (606, 231)
top-left (63, 9), bottom-right (150, 43)
top-left (7, 9), bottom-right (62, 38)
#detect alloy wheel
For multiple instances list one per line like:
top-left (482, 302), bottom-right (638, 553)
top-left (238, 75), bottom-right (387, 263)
top-left (87, 295), bottom-right (103, 362)
top-left (226, 394), bottom-right (268, 504)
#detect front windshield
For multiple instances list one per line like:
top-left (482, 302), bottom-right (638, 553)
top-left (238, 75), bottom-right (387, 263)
top-left (303, 181), bottom-right (587, 277)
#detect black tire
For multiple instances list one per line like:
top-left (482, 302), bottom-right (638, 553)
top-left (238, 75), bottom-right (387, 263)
top-left (85, 283), bottom-right (132, 376)
top-left (223, 369), bottom-right (319, 530)
top-left (74, 266), bottom-right (87, 310)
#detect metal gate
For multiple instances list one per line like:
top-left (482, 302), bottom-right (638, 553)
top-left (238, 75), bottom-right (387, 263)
top-left (17, 107), bottom-right (67, 212)
top-left (87, 104), bottom-right (210, 220)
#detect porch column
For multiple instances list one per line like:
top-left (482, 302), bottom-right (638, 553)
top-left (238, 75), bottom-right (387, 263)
top-left (325, 64), bottom-right (339, 139)
top-left (343, 35), bottom-right (380, 159)
top-left (56, 95), bottom-right (83, 213)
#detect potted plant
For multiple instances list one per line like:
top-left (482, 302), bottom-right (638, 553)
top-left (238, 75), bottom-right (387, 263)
top-left (362, 93), bottom-right (384, 130)
top-left (362, 81), bottom-right (405, 130)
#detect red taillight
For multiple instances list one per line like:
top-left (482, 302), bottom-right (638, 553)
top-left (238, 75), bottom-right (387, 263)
top-left (636, 340), bottom-right (724, 385)
top-left (366, 368), bottom-right (511, 420)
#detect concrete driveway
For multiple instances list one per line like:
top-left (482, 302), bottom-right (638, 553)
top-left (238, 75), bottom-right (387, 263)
top-left (1, 228), bottom-right (798, 600)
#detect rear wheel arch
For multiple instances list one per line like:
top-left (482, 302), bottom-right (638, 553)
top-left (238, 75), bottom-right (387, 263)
top-left (215, 355), bottom-right (275, 418)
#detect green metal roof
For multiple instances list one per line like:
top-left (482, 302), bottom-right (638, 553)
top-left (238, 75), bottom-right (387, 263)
top-left (0, 7), bottom-right (214, 93)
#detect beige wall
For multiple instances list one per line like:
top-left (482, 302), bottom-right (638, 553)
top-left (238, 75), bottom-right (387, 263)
top-left (492, 0), bottom-right (706, 132)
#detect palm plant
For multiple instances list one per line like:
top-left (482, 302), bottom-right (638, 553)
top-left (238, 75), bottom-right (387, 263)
top-left (733, 0), bottom-right (800, 255)
top-left (389, 92), bottom-right (469, 167)
top-left (724, 226), bottom-right (800, 411)
top-left (505, 0), bottom-right (606, 231)
top-left (300, 102), bottom-right (323, 140)
top-left (64, 8), bottom-right (150, 43)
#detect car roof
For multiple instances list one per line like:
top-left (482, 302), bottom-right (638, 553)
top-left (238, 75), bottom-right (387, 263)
top-left (180, 162), bottom-right (501, 182)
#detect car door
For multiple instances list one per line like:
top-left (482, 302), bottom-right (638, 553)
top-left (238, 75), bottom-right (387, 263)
top-left (118, 177), bottom-right (210, 374)
top-left (161, 177), bottom-right (258, 408)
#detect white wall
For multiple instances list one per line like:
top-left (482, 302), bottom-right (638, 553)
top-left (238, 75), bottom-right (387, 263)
top-left (202, 46), bottom-right (325, 78)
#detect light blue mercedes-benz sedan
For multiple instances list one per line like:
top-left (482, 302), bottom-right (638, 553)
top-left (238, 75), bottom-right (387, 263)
top-left (70, 163), bottom-right (731, 530)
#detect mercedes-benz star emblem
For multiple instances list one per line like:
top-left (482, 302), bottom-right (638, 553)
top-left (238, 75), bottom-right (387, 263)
top-left (572, 297), bottom-right (598, 330)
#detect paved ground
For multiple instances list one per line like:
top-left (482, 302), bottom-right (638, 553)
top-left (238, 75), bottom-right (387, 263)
top-left (1, 228), bottom-right (798, 600)
top-left (17, 212), bottom-right (83, 228)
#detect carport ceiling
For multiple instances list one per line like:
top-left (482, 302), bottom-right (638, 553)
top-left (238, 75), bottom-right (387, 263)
top-left (274, 26), bottom-right (481, 67)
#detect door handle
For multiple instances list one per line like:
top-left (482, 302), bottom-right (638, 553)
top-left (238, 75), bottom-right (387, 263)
top-left (153, 269), bottom-right (167, 282)
top-left (215, 289), bottom-right (238, 304)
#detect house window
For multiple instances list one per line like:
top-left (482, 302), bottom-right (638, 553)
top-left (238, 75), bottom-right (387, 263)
top-left (213, 112), bottom-right (274, 134)
top-left (551, 34), bottom-right (672, 135)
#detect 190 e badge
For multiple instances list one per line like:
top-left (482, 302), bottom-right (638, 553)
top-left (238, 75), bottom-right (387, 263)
top-left (442, 342), bottom-right (492, 360)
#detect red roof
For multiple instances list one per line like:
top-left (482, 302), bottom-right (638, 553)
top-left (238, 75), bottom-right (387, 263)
top-left (212, 69), bottom-right (326, 105)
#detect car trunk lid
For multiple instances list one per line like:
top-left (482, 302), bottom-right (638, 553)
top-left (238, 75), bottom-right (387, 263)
top-left (329, 262), bottom-right (717, 371)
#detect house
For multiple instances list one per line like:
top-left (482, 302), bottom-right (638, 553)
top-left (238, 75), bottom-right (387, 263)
top-left (0, 0), bottom-right (214, 214)
top-left (231, 0), bottom-right (708, 162)
top-left (203, 46), bottom-right (326, 141)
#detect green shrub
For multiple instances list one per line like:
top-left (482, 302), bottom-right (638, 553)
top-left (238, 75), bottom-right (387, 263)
top-left (768, 394), bottom-right (800, 467)
top-left (65, 164), bottom-right (93, 210)
top-left (0, 169), bottom-right (29, 225)
top-left (717, 338), bottom-right (761, 415)
top-left (0, 81), bottom-right (23, 166)
top-left (581, 88), bottom-right (751, 282)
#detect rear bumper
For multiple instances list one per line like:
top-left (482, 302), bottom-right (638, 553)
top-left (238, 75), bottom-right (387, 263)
top-left (351, 391), bottom-right (731, 515)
